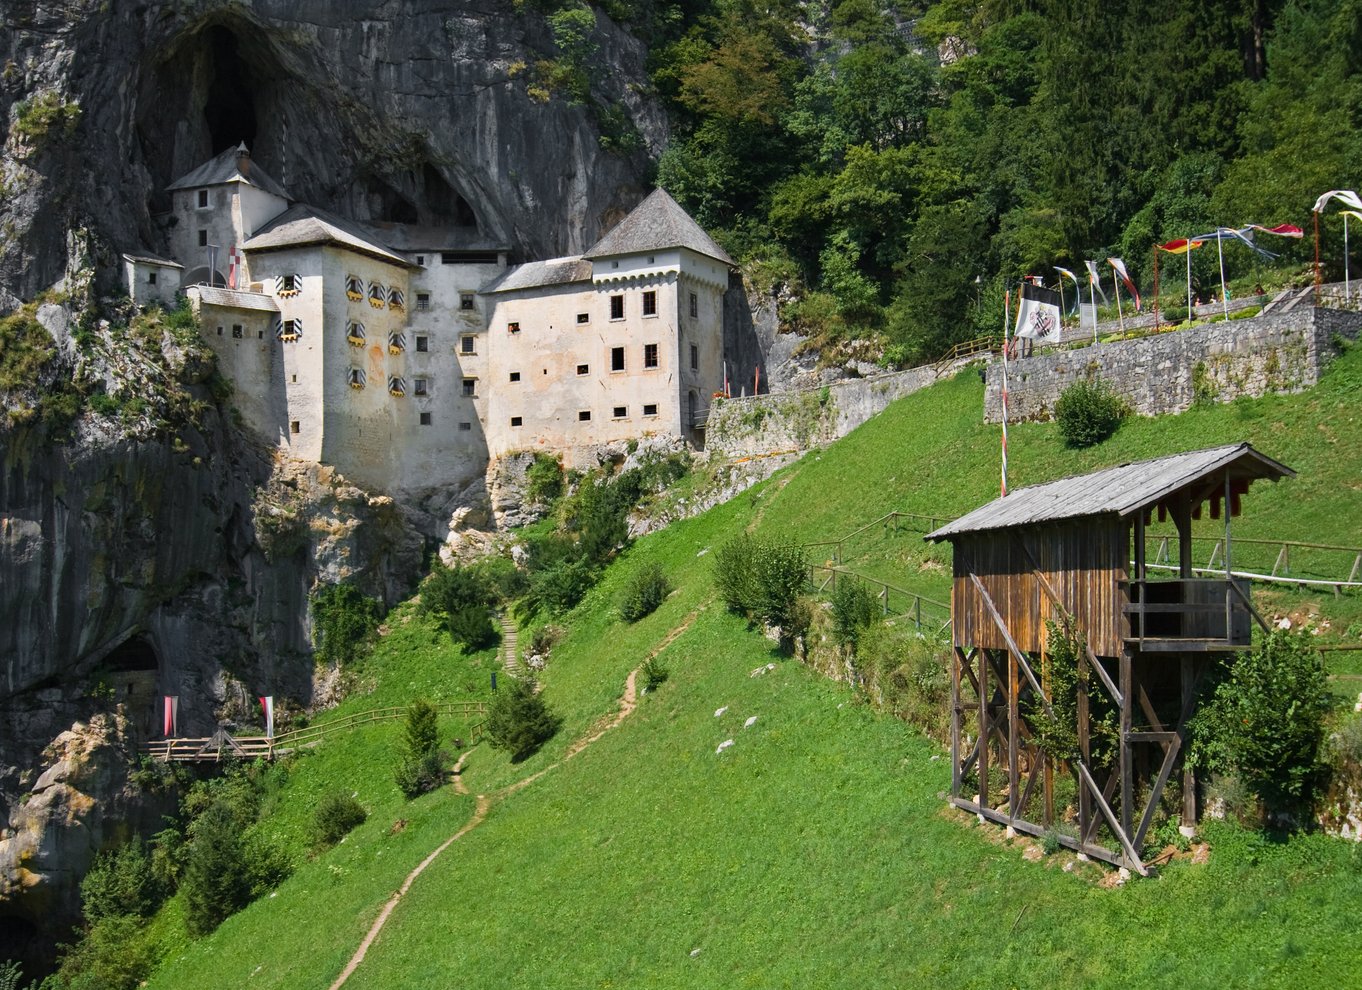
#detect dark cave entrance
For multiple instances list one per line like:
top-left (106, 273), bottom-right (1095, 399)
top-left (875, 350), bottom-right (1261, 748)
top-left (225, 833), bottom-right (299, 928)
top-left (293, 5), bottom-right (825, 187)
top-left (202, 26), bottom-right (258, 153)
top-left (104, 636), bottom-right (159, 673)
top-left (0, 915), bottom-right (59, 984)
top-left (101, 635), bottom-right (161, 736)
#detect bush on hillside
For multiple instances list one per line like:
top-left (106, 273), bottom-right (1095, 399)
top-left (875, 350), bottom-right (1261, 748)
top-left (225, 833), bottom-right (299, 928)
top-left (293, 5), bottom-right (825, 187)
top-left (526, 452), bottom-right (565, 504)
top-left (1055, 378), bottom-right (1125, 448)
top-left (46, 913), bottom-right (156, 990)
top-left (311, 583), bottom-right (384, 666)
top-left (485, 678), bottom-right (561, 762)
top-left (182, 802), bottom-right (252, 936)
top-left (312, 792), bottom-right (368, 849)
top-left (447, 604), bottom-right (499, 651)
top-left (619, 563), bottom-right (673, 622)
top-left (641, 656), bottom-right (669, 692)
top-left (395, 699), bottom-right (444, 799)
top-left (80, 841), bottom-right (164, 923)
top-left (714, 533), bottom-right (762, 616)
top-left (831, 579), bottom-right (880, 653)
top-left (715, 534), bottom-right (811, 653)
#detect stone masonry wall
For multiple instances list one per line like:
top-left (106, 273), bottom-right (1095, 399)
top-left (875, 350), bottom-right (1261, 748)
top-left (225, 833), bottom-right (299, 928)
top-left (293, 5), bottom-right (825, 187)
top-left (983, 307), bottom-right (1362, 423)
top-left (706, 363), bottom-right (943, 459)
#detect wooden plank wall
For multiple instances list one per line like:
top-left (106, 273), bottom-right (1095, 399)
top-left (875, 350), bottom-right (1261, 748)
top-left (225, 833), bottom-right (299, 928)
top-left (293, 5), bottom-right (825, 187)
top-left (951, 519), bottom-right (1128, 657)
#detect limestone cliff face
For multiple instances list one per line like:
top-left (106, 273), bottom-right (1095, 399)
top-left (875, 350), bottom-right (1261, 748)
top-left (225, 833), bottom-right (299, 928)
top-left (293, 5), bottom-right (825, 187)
top-left (0, 0), bottom-right (666, 302)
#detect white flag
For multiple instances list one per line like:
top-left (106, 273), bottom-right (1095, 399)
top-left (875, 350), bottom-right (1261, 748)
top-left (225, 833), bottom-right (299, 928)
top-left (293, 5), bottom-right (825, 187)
top-left (1015, 283), bottom-right (1062, 343)
top-left (1313, 189), bottom-right (1362, 214)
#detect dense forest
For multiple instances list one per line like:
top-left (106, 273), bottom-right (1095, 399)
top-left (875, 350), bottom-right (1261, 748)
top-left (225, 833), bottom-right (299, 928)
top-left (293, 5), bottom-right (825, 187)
top-left (598, 0), bottom-right (1362, 364)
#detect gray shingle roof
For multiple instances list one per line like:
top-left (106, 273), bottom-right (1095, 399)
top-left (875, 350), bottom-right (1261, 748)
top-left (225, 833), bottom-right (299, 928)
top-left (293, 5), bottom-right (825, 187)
top-left (122, 252), bottom-right (183, 268)
top-left (364, 221), bottom-right (507, 254)
top-left (584, 188), bottom-right (735, 266)
top-left (166, 144), bottom-right (290, 201)
top-left (925, 443), bottom-right (1294, 541)
top-left (190, 286), bottom-right (280, 313)
top-left (242, 205), bottom-right (415, 268)
top-left (481, 256), bottom-right (593, 294)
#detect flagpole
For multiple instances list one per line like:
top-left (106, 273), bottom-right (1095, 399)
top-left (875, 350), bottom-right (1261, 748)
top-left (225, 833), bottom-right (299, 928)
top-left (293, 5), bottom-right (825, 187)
top-left (1346, 212), bottom-right (1351, 302)
top-left (1217, 231), bottom-right (1229, 320)
top-left (1153, 246), bottom-right (1160, 331)
top-left (1057, 276), bottom-right (1065, 329)
top-left (1002, 290), bottom-right (1013, 498)
top-left (1112, 269), bottom-right (1125, 334)
top-left (1314, 210), bottom-right (1321, 305)
top-left (1186, 240), bottom-right (1194, 323)
top-left (1090, 272), bottom-right (1097, 344)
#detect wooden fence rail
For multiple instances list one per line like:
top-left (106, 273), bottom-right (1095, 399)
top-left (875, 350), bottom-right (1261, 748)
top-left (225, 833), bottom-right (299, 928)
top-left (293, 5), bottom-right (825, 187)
top-left (810, 564), bottom-right (951, 635)
top-left (804, 511), bottom-right (952, 565)
top-left (142, 701), bottom-right (489, 763)
top-left (1145, 533), bottom-right (1362, 595)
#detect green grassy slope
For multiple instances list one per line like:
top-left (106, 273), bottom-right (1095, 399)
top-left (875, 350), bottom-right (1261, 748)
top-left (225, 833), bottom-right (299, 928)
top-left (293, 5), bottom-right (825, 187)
top-left (142, 345), bottom-right (1362, 989)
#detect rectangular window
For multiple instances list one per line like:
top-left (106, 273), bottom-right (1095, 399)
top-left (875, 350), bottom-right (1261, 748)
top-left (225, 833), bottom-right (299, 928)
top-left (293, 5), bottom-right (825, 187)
top-left (458, 422), bottom-right (472, 432)
top-left (416, 336), bottom-right (428, 352)
top-left (611, 346), bottom-right (625, 372)
top-left (642, 290), bottom-right (657, 317)
top-left (461, 336), bottom-right (475, 354)
top-left (610, 295), bottom-right (624, 320)
top-left (416, 255), bottom-right (425, 267)
top-left (416, 293), bottom-right (430, 310)
top-left (216, 325), bottom-right (223, 336)
top-left (231, 325), bottom-right (243, 339)
top-left (644, 343), bottom-right (658, 368)
top-left (576, 312), bottom-right (589, 325)
top-left (690, 344), bottom-right (699, 370)
top-left (198, 230), bottom-right (208, 247)
top-left (576, 363), bottom-right (589, 376)
top-left (420, 412), bottom-right (432, 425)
top-left (612, 406), bottom-right (627, 419)
top-left (460, 293), bottom-right (475, 311)
top-left (290, 421), bottom-right (301, 434)
top-left (511, 416), bottom-right (523, 427)
top-left (462, 378), bottom-right (476, 397)
top-left (689, 292), bottom-right (698, 318)
top-left (197, 189), bottom-right (209, 209)
top-left (280, 274), bottom-right (300, 293)
top-left (578, 410), bottom-right (591, 422)
top-left (148, 271), bottom-right (158, 285)
top-left (414, 378), bottom-right (428, 396)
top-left (509, 371), bottom-right (521, 382)
top-left (508, 321), bottom-right (520, 334)
top-left (258, 330), bottom-right (264, 339)
top-left (643, 403), bottom-right (658, 417)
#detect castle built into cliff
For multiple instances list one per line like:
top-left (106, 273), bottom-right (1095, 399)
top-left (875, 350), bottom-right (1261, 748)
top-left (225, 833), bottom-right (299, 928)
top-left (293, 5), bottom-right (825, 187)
top-left (123, 145), bottom-right (733, 496)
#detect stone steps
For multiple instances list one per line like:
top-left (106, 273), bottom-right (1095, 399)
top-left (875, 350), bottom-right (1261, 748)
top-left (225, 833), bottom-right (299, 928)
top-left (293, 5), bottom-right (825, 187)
top-left (499, 614), bottom-right (521, 676)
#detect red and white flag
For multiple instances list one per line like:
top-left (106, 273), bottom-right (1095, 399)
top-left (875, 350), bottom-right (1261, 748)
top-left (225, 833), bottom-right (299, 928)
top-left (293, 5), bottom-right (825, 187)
top-left (259, 696), bottom-right (275, 738)
top-left (163, 696), bottom-right (179, 737)
top-left (1107, 257), bottom-right (1142, 312)
top-left (227, 246), bottom-right (240, 289)
top-left (1014, 282), bottom-right (1063, 343)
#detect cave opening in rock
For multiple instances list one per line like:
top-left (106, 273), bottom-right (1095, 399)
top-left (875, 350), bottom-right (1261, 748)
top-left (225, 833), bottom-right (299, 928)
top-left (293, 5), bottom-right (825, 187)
top-left (0, 915), bottom-right (58, 984)
top-left (104, 636), bottom-right (159, 673)
top-left (203, 26), bottom-right (258, 153)
top-left (422, 164), bottom-right (477, 228)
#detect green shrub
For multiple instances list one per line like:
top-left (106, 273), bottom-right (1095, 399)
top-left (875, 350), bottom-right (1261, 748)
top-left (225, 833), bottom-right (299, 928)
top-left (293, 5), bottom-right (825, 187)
top-left (449, 604), bottom-right (499, 651)
top-left (47, 913), bottom-right (155, 990)
top-left (830, 579), bottom-right (880, 652)
top-left (619, 563), bottom-right (673, 622)
top-left (526, 452), bottom-right (564, 504)
top-left (485, 678), bottom-right (561, 761)
top-left (530, 624), bottom-right (564, 656)
top-left (311, 583), bottom-right (383, 666)
top-left (80, 841), bottom-right (163, 923)
top-left (395, 699), bottom-right (444, 799)
top-left (714, 534), bottom-right (810, 651)
top-left (1055, 378), bottom-right (1125, 448)
top-left (182, 802), bottom-right (251, 936)
top-left (12, 91), bottom-right (81, 142)
top-left (312, 792), bottom-right (368, 848)
top-left (714, 533), bottom-right (762, 616)
top-left (641, 656), bottom-right (669, 692)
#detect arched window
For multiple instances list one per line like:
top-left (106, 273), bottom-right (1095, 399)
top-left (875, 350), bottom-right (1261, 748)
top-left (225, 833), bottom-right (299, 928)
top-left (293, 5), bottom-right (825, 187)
top-left (345, 275), bottom-right (364, 301)
top-left (388, 331), bottom-right (406, 355)
top-left (348, 367), bottom-right (366, 389)
top-left (388, 287), bottom-right (405, 311)
top-left (388, 376), bottom-right (406, 397)
top-left (368, 282), bottom-right (386, 309)
top-left (347, 322), bottom-right (366, 347)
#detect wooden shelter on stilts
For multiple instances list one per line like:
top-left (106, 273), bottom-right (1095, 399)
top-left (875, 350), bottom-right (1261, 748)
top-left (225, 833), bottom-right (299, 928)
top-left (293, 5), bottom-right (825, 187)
top-left (925, 443), bottom-right (1294, 874)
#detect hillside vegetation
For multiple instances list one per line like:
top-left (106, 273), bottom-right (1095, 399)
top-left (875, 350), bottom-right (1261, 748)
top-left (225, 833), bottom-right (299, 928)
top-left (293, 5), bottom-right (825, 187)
top-left (102, 344), bottom-right (1362, 990)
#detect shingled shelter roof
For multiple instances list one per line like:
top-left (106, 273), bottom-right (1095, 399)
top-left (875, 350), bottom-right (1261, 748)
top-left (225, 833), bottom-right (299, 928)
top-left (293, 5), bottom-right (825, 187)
top-left (925, 443), bottom-right (1294, 541)
top-left (167, 144), bottom-right (290, 200)
top-left (583, 188), bottom-right (735, 266)
top-left (242, 205), bottom-right (415, 268)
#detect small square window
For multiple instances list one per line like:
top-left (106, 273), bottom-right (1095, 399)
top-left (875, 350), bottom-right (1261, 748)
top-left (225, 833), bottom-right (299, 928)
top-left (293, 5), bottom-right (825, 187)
top-left (690, 344), bottom-right (699, 371)
top-left (416, 293), bottom-right (430, 311)
top-left (290, 420), bottom-right (300, 434)
top-left (148, 271), bottom-right (158, 285)
top-left (611, 346), bottom-right (625, 372)
top-left (231, 325), bottom-right (243, 339)
top-left (461, 336), bottom-right (475, 355)
top-left (611, 260), bottom-right (619, 269)
top-left (576, 312), bottom-right (589, 325)
top-left (420, 412), bottom-right (432, 425)
top-left (197, 189), bottom-right (209, 208)
top-left (612, 405), bottom-right (627, 419)
top-left (414, 378), bottom-right (428, 396)
top-left (578, 410), bottom-right (591, 422)
top-left (198, 230), bottom-right (208, 247)
top-left (258, 330), bottom-right (264, 339)
top-left (416, 255), bottom-right (425, 266)
top-left (648, 255), bottom-right (655, 264)
top-left (643, 290), bottom-right (657, 317)
top-left (280, 273), bottom-right (301, 294)
top-left (643, 403), bottom-right (658, 417)
top-left (216, 325), bottom-right (223, 336)
top-left (689, 292), bottom-right (698, 318)
top-left (576, 363), bottom-right (589, 376)
top-left (416, 336), bottom-right (428, 352)
top-left (610, 295), bottom-right (623, 320)
top-left (458, 422), bottom-right (472, 432)
top-left (508, 321), bottom-right (520, 334)
top-left (644, 343), bottom-right (658, 368)
top-left (462, 378), bottom-right (476, 397)
top-left (511, 416), bottom-right (523, 427)
top-left (509, 371), bottom-right (521, 382)
top-left (460, 293), bottom-right (475, 311)
top-left (291, 374), bottom-right (297, 383)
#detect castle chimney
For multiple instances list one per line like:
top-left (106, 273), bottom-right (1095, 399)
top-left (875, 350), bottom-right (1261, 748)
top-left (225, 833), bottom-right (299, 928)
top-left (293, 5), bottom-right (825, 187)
top-left (237, 141), bottom-right (251, 178)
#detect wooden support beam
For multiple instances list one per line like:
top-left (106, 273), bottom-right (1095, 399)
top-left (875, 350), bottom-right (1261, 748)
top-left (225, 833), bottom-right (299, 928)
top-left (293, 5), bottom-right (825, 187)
top-left (1134, 734), bottom-right (1183, 851)
top-left (979, 642), bottom-right (989, 811)
top-left (1009, 644), bottom-right (1021, 821)
top-left (1182, 656), bottom-right (1197, 825)
top-left (1120, 651), bottom-right (1134, 842)
top-left (951, 646), bottom-right (966, 798)
top-left (948, 798), bottom-right (1129, 871)
top-left (1076, 760), bottom-right (1148, 875)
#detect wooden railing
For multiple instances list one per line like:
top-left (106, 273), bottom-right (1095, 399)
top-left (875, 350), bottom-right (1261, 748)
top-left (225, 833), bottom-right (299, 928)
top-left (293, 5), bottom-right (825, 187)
top-left (1123, 578), bottom-right (1255, 652)
top-left (809, 564), bottom-right (951, 634)
top-left (933, 335), bottom-right (1000, 376)
top-left (803, 511), bottom-right (951, 565)
top-left (142, 701), bottom-right (489, 763)
top-left (1144, 534), bottom-right (1362, 594)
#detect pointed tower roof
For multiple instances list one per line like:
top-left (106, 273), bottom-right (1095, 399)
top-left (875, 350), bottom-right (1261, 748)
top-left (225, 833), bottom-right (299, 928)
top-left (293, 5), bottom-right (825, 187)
top-left (583, 189), bottom-right (735, 266)
top-left (167, 144), bottom-right (290, 201)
